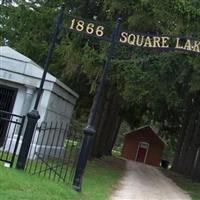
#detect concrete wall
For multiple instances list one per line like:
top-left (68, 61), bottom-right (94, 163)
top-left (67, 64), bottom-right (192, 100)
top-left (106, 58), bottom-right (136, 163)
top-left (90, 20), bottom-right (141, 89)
top-left (43, 91), bottom-right (73, 124)
top-left (35, 86), bottom-right (77, 154)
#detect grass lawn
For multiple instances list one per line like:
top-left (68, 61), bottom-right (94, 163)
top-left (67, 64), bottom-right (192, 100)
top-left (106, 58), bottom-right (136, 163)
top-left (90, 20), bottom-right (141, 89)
top-left (0, 157), bottom-right (124, 200)
top-left (163, 170), bottom-right (200, 200)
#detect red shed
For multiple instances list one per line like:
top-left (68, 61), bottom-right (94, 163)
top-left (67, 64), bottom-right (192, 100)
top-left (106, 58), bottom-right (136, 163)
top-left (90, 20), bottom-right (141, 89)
top-left (121, 126), bottom-right (165, 167)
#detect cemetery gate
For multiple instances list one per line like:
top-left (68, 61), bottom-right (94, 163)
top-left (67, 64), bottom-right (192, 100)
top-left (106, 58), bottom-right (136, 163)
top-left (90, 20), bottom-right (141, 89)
top-left (25, 121), bottom-right (83, 184)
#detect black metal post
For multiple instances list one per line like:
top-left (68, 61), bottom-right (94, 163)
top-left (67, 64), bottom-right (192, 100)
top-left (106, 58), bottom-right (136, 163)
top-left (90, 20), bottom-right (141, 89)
top-left (16, 4), bottom-right (65, 170)
top-left (34, 3), bottom-right (65, 110)
top-left (16, 110), bottom-right (40, 169)
top-left (73, 18), bottom-right (121, 192)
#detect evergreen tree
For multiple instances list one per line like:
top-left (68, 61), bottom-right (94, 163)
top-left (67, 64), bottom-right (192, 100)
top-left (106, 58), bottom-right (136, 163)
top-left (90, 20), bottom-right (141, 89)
top-left (1, 0), bottom-right (200, 179)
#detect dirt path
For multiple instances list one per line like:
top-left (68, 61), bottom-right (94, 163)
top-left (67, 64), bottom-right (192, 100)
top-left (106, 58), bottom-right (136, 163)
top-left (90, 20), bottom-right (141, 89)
top-left (110, 160), bottom-right (191, 200)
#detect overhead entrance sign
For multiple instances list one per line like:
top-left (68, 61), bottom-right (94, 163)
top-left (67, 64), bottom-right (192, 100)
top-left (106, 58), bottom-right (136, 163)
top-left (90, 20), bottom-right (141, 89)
top-left (119, 33), bottom-right (200, 53)
top-left (65, 16), bottom-right (200, 54)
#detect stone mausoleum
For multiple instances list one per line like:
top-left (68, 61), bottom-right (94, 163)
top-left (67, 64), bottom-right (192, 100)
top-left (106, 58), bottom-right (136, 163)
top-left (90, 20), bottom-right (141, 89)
top-left (0, 46), bottom-right (78, 158)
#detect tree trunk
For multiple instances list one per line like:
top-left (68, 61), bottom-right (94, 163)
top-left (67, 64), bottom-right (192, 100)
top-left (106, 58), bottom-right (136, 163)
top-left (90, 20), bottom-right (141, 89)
top-left (172, 97), bottom-right (193, 171)
top-left (107, 116), bottom-right (122, 155)
top-left (91, 85), bottom-right (122, 158)
top-left (172, 93), bottom-right (200, 180)
top-left (90, 83), bottom-right (109, 157)
top-left (184, 112), bottom-right (200, 176)
top-left (175, 112), bottom-right (196, 174)
top-left (103, 94), bottom-right (121, 155)
top-left (190, 112), bottom-right (200, 180)
top-left (191, 147), bottom-right (200, 181)
top-left (96, 89), bottom-right (117, 156)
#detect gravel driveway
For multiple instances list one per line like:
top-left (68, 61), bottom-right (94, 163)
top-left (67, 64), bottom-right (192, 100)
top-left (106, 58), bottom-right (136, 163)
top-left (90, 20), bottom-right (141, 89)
top-left (110, 160), bottom-right (191, 200)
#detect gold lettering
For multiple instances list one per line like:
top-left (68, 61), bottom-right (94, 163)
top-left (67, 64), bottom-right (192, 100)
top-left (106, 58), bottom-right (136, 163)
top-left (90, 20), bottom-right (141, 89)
top-left (128, 34), bottom-right (136, 45)
top-left (184, 40), bottom-right (192, 51)
top-left (153, 37), bottom-right (161, 47)
top-left (96, 26), bottom-right (104, 37)
top-left (175, 38), bottom-right (183, 49)
top-left (119, 32), bottom-right (128, 43)
top-left (136, 35), bottom-right (144, 46)
top-left (86, 23), bottom-right (95, 34)
top-left (76, 20), bottom-right (84, 31)
top-left (192, 41), bottom-right (200, 52)
top-left (144, 36), bottom-right (152, 47)
top-left (161, 37), bottom-right (170, 48)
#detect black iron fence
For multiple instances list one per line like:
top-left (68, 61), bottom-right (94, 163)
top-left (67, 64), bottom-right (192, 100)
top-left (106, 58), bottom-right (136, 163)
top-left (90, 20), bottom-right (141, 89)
top-left (25, 121), bottom-right (83, 184)
top-left (0, 110), bottom-right (25, 167)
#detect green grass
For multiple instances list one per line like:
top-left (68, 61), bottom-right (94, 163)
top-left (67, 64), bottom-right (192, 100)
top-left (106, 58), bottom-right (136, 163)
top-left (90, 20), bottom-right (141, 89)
top-left (183, 181), bottom-right (200, 200)
top-left (0, 157), bottom-right (124, 200)
top-left (162, 170), bottom-right (200, 200)
top-left (111, 150), bottom-right (121, 157)
top-left (82, 157), bottom-right (124, 200)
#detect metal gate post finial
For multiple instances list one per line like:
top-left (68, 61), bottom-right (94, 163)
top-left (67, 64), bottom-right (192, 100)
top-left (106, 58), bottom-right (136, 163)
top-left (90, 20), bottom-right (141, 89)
top-left (73, 18), bottom-right (121, 192)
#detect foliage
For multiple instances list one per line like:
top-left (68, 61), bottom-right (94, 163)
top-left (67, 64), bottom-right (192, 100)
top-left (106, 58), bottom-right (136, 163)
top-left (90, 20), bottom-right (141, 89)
top-left (162, 143), bottom-right (175, 162)
top-left (1, 0), bottom-right (200, 151)
top-left (113, 121), bottom-right (131, 151)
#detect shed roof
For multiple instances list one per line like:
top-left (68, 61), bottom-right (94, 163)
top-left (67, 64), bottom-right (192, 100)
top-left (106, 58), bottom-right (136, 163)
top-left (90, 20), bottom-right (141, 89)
top-left (125, 125), bottom-right (166, 145)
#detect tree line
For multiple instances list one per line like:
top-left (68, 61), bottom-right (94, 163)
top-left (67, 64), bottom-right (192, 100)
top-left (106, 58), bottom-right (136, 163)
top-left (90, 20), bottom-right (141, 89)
top-left (1, 0), bottom-right (200, 180)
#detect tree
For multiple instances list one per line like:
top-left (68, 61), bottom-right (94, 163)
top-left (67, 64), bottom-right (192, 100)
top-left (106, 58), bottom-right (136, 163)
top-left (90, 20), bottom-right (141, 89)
top-left (1, 0), bottom-right (200, 180)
